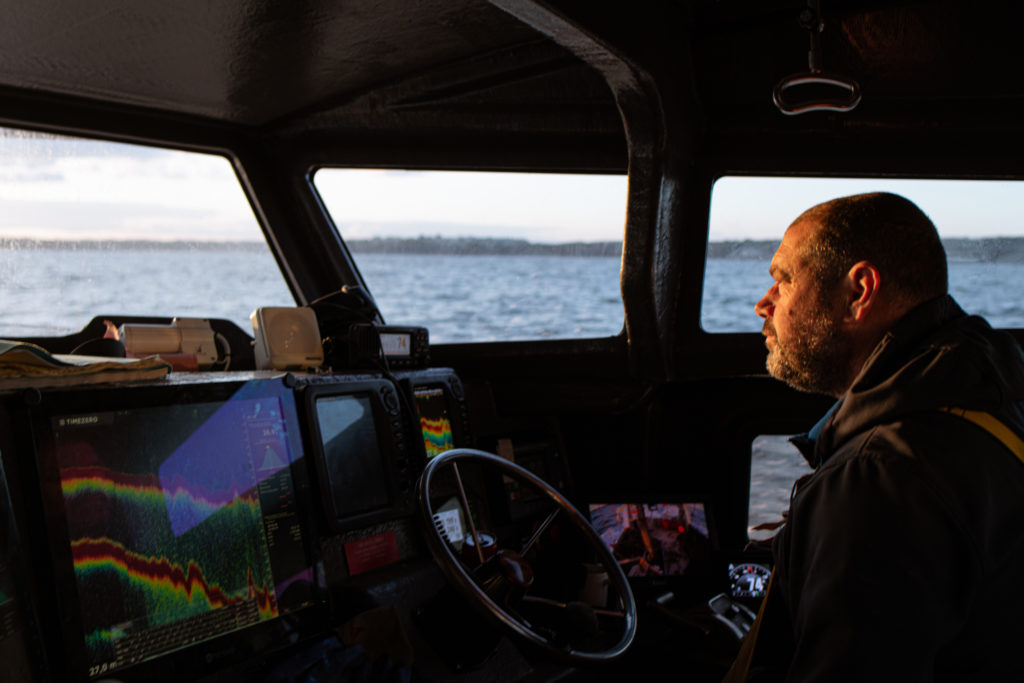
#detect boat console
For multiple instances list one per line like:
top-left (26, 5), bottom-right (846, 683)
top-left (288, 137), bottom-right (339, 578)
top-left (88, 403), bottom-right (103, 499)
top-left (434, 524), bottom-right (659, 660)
top-left (0, 358), bottom-right (763, 682)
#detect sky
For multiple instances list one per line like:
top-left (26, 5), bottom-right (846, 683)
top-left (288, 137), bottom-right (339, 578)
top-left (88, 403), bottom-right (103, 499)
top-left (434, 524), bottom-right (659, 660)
top-left (709, 177), bottom-right (1024, 241)
top-left (313, 168), bottom-right (629, 243)
top-left (0, 134), bottom-right (259, 242)
top-left (0, 131), bottom-right (1020, 243)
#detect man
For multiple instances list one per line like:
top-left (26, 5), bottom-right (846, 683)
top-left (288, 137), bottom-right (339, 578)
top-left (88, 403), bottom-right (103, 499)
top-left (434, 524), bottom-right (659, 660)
top-left (749, 192), bottom-right (1024, 681)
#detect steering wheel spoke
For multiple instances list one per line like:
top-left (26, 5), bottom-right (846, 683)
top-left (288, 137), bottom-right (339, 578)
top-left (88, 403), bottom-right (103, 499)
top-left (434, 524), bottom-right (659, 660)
top-left (520, 506), bottom-right (560, 557)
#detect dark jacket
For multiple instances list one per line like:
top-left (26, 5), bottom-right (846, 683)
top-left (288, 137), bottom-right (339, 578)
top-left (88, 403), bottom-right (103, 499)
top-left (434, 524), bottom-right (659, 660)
top-left (769, 295), bottom-right (1024, 682)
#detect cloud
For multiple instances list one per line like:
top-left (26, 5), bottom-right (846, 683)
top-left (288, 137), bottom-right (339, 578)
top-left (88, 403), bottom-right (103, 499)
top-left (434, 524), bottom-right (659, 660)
top-left (0, 200), bottom-right (260, 241)
top-left (0, 135), bottom-right (257, 241)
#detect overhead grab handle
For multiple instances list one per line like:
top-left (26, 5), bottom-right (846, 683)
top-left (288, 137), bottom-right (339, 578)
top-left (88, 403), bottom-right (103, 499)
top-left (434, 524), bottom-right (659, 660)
top-left (773, 73), bottom-right (861, 115)
top-left (772, 0), bottom-right (861, 115)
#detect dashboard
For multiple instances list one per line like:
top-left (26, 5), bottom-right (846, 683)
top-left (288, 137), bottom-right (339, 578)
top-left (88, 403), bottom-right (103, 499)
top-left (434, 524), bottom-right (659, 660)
top-left (0, 367), bottom-right (768, 682)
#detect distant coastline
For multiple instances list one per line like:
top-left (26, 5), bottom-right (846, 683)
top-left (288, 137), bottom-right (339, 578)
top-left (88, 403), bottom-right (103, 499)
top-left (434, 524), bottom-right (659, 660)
top-left (0, 238), bottom-right (268, 252)
top-left (3, 236), bottom-right (1024, 262)
top-left (347, 236), bottom-right (621, 257)
top-left (708, 238), bottom-right (1024, 263)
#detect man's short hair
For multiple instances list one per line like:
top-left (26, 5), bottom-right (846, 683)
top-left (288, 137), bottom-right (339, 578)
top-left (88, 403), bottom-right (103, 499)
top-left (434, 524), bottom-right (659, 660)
top-left (796, 192), bottom-right (948, 304)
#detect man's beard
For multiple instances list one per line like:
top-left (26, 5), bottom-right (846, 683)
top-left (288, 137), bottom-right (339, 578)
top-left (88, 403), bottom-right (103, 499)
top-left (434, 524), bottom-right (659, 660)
top-left (764, 301), bottom-right (851, 396)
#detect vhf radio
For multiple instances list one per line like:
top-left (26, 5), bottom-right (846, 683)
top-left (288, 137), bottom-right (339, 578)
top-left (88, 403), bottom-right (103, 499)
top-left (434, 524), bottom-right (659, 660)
top-left (310, 286), bottom-right (429, 370)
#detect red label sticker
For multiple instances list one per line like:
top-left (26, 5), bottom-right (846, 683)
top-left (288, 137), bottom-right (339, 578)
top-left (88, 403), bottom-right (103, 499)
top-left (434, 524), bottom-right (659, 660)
top-left (344, 531), bottom-right (400, 576)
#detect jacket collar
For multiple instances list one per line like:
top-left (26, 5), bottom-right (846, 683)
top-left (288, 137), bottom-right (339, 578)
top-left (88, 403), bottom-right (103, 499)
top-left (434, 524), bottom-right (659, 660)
top-left (789, 400), bottom-right (840, 468)
top-left (794, 294), bottom-right (966, 468)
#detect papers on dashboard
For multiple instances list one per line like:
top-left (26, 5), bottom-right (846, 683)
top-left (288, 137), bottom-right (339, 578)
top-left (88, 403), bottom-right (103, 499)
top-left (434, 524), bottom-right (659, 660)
top-left (0, 340), bottom-right (171, 389)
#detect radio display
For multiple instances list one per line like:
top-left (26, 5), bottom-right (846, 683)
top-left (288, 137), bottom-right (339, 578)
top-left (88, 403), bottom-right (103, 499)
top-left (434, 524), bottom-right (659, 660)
top-left (379, 332), bottom-right (411, 358)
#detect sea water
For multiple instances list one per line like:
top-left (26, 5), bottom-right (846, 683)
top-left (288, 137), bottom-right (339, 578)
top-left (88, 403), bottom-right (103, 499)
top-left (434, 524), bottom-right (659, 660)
top-left (0, 246), bottom-right (295, 338)
top-left (0, 247), bottom-right (626, 342)
top-left (2, 247), bottom-right (1018, 342)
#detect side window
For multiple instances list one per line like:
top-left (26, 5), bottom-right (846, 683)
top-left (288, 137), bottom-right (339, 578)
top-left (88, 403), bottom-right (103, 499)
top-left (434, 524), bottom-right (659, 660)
top-left (703, 177), bottom-right (1024, 332)
top-left (313, 169), bottom-right (628, 343)
top-left (0, 128), bottom-right (294, 337)
top-left (748, 435), bottom-right (811, 542)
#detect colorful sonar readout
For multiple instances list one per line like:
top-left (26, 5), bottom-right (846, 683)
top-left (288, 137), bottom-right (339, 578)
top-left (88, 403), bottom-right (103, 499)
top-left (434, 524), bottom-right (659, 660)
top-left (54, 391), bottom-right (312, 678)
top-left (414, 387), bottom-right (454, 459)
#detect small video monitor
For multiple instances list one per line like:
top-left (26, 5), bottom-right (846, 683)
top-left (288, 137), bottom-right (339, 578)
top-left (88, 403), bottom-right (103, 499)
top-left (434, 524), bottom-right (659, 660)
top-left (312, 392), bottom-right (392, 519)
top-left (588, 501), bottom-right (714, 580)
top-left (301, 377), bottom-right (416, 533)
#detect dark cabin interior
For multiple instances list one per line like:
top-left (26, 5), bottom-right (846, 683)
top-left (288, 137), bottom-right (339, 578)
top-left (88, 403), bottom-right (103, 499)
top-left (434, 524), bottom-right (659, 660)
top-left (0, 1), bottom-right (1021, 681)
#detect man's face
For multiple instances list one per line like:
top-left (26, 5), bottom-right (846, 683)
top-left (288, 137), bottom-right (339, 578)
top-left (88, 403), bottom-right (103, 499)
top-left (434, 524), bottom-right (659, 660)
top-left (754, 220), bottom-right (851, 396)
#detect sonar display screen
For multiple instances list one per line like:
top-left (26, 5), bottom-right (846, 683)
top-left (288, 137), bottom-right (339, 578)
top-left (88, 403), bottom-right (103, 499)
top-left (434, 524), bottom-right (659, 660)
top-left (52, 390), bottom-right (313, 678)
top-left (413, 387), bottom-right (454, 459)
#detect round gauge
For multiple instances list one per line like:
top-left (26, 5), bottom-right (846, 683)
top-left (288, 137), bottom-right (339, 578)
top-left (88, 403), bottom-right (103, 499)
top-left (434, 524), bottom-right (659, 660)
top-left (728, 562), bottom-right (771, 599)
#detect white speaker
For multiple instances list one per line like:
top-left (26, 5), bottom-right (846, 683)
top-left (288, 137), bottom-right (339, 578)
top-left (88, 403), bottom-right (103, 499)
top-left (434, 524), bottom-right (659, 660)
top-left (250, 307), bottom-right (324, 370)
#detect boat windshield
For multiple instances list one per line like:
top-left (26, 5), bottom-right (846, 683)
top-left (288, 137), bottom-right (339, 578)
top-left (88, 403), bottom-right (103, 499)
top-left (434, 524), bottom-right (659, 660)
top-left (0, 128), bottom-right (294, 337)
top-left (313, 168), bottom-right (628, 344)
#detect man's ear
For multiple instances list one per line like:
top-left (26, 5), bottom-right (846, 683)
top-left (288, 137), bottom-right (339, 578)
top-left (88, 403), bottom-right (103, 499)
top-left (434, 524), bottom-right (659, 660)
top-left (843, 260), bottom-right (881, 323)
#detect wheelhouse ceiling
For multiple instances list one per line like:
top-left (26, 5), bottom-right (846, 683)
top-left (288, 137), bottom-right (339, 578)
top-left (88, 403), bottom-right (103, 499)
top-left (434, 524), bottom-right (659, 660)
top-left (0, 0), bottom-right (548, 126)
top-left (0, 0), bottom-right (1021, 164)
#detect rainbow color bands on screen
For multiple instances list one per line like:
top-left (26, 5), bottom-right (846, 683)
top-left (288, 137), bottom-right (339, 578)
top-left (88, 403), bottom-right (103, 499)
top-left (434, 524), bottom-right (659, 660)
top-left (413, 386), bottom-right (454, 458)
top-left (52, 393), bottom-right (300, 673)
top-left (420, 416), bottom-right (454, 458)
top-left (71, 537), bottom-right (277, 618)
top-left (61, 462), bottom-right (280, 657)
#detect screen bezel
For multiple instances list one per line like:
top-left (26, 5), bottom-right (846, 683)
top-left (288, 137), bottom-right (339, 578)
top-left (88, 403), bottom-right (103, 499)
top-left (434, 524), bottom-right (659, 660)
top-left (301, 378), bottom-right (404, 533)
top-left (21, 377), bottom-right (327, 682)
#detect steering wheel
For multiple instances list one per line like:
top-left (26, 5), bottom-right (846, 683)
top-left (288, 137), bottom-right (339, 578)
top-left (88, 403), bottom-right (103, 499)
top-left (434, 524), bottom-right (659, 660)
top-left (417, 448), bottom-right (637, 663)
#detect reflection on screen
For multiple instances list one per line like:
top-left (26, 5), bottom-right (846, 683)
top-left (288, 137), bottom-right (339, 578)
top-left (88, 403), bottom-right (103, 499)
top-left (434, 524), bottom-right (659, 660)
top-left (588, 503), bottom-right (711, 578)
top-left (413, 387), bottom-right (453, 459)
top-left (54, 392), bottom-right (312, 678)
top-left (314, 395), bottom-right (390, 519)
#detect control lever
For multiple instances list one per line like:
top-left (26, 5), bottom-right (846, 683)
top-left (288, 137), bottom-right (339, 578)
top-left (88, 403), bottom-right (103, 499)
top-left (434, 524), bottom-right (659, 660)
top-left (707, 593), bottom-right (757, 641)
